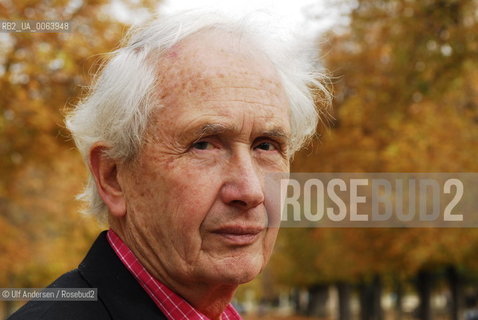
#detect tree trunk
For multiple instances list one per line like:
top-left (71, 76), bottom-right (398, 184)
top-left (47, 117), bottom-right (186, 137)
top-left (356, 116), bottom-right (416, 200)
top-left (291, 288), bottom-right (301, 315)
top-left (394, 278), bottom-right (404, 320)
top-left (337, 282), bottom-right (352, 320)
top-left (416, 269), bottom-right (433, 320)
top-left (447, 265), bottom-right (463, 320)
top-left (359, 275), bottom-right (383, 320)
top-left (307, 284), bottom-right (329, 317)
top-left (292, 288), bottom-right (308, 315)
top-left (371, 275), bottom-right (383, 320)
top-left (359, 281), bottom-right (371, 320)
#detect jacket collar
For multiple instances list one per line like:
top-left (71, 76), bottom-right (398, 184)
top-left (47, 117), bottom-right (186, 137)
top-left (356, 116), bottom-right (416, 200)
top-left (78, 231), bottom-right (167, 320)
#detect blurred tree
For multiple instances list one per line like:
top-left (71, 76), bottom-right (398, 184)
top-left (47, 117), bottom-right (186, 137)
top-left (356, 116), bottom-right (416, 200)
top-left (273, 0), bottom-right (478, 319)
top-left (0, 0), bottom-right (158, 317)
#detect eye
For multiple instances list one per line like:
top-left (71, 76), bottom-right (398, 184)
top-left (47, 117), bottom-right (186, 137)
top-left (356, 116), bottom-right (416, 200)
top-left (255, 142), bottom-right (277, 151)
top-left (192, 141), bottom-right (213, 150)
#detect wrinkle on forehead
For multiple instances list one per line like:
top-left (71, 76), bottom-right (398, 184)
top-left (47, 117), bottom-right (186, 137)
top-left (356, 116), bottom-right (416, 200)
top-left (153, 29), bottom-right (287, 110)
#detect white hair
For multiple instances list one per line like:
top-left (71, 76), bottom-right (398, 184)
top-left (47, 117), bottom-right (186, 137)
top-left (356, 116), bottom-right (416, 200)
top-left (65, 11), bottom-right (331, 221)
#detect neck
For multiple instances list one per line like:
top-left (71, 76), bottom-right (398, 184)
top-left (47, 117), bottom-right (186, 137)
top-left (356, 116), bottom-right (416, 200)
top-left (146, 257), bottom-right (238, 319)
top-left (109, 222), bottom-right (238, 320)
top-left (171, 282), bottom-right (237, 320)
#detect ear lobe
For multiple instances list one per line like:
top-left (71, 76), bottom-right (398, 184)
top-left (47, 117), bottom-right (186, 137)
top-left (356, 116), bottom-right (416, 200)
top-left (89, 144), bottom-right (126, 217)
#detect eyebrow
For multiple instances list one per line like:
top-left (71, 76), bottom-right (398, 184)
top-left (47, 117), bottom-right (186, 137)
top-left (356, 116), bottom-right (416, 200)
top-left (261, 128), bottom-right (290, 141)
top-left (197, 123), bottom-right (228, 138)
top-left (191, 123), bottom-right (291, 143)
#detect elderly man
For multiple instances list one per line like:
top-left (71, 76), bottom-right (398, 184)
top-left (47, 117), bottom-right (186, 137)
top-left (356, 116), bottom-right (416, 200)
top-left (9, 11), bottom-right (329, 320)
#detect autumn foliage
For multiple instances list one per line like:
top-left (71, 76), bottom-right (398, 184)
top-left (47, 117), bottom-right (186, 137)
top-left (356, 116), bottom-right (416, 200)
top-left (271, 0), bottom-right (478, 319)
top-left (1, 0), bottom-right (478, 319)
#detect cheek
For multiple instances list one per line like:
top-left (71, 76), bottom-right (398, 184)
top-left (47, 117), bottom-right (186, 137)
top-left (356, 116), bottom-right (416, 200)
top-left (264, 228), bottom-right (279, 252)
top-left (161, 167), bottom-right (223, 227)
top-left (123, 171), bottom-right (161, 220)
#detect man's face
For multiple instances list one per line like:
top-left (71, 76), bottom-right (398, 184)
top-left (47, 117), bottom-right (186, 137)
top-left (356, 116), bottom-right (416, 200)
top-left (118, 31), bottom-right (290, 289)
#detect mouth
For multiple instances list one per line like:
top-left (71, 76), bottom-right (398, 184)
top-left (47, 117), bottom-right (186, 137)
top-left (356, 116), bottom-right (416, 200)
top-left (212, 226), bottom-right (264, 246)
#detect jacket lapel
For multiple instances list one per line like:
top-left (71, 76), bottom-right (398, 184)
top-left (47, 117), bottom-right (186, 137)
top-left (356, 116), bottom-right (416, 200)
top-left (78, 231), bottom-right (167, 320)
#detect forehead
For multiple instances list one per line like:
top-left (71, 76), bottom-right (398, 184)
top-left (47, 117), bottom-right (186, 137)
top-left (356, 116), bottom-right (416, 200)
top-left (159, 28), bottom-right (278, 77)
top-left (157, 30), bottom-right (286, 99)
top-left (150, 29), bottom-right (290, 135)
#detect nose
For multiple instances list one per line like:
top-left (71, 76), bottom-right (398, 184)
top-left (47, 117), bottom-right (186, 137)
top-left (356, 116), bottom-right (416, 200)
top-left (220, 150), bottom-right (265, 210)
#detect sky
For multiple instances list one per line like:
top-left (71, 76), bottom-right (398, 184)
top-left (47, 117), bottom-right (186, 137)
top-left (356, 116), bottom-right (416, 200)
top-left (111, 0), bottom-right (347, 38)
top-left (159, 0), bottom-right (346, 34)
top-left (159, 0), bottom-right (339, 36)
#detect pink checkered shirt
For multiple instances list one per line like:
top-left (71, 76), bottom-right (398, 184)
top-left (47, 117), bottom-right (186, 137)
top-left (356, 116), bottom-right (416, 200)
top-left (107, 229), bottom-right (242, 320)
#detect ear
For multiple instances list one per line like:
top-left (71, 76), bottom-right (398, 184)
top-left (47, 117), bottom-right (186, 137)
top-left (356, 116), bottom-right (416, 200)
top-left (89, 144), bottom-right (126, 217)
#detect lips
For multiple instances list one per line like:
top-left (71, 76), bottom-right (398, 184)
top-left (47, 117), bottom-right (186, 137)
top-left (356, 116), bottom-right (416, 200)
top-left (212, 226), bottom-right (264, 246)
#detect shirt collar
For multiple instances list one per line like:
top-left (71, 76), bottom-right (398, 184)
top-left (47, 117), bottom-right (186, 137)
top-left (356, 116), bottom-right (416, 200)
top-left (107, 229), bottom-right (242, 320)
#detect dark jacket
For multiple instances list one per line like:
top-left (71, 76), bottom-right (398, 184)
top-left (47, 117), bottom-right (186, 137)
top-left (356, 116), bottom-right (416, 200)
top-left (7, 231), bottom-right (167, 320)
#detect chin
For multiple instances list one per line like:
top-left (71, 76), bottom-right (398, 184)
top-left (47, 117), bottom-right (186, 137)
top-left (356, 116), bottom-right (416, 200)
top-left (212, 270), bottom-right (260, 286)
top-left (212, 258), bottom-right (264, 285)
top-left (235, 270), bottom-right (261, 284)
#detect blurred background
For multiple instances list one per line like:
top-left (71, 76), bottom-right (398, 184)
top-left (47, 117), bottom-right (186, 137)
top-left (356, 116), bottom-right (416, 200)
top-left (1, 0), bottom-right (478, 319)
